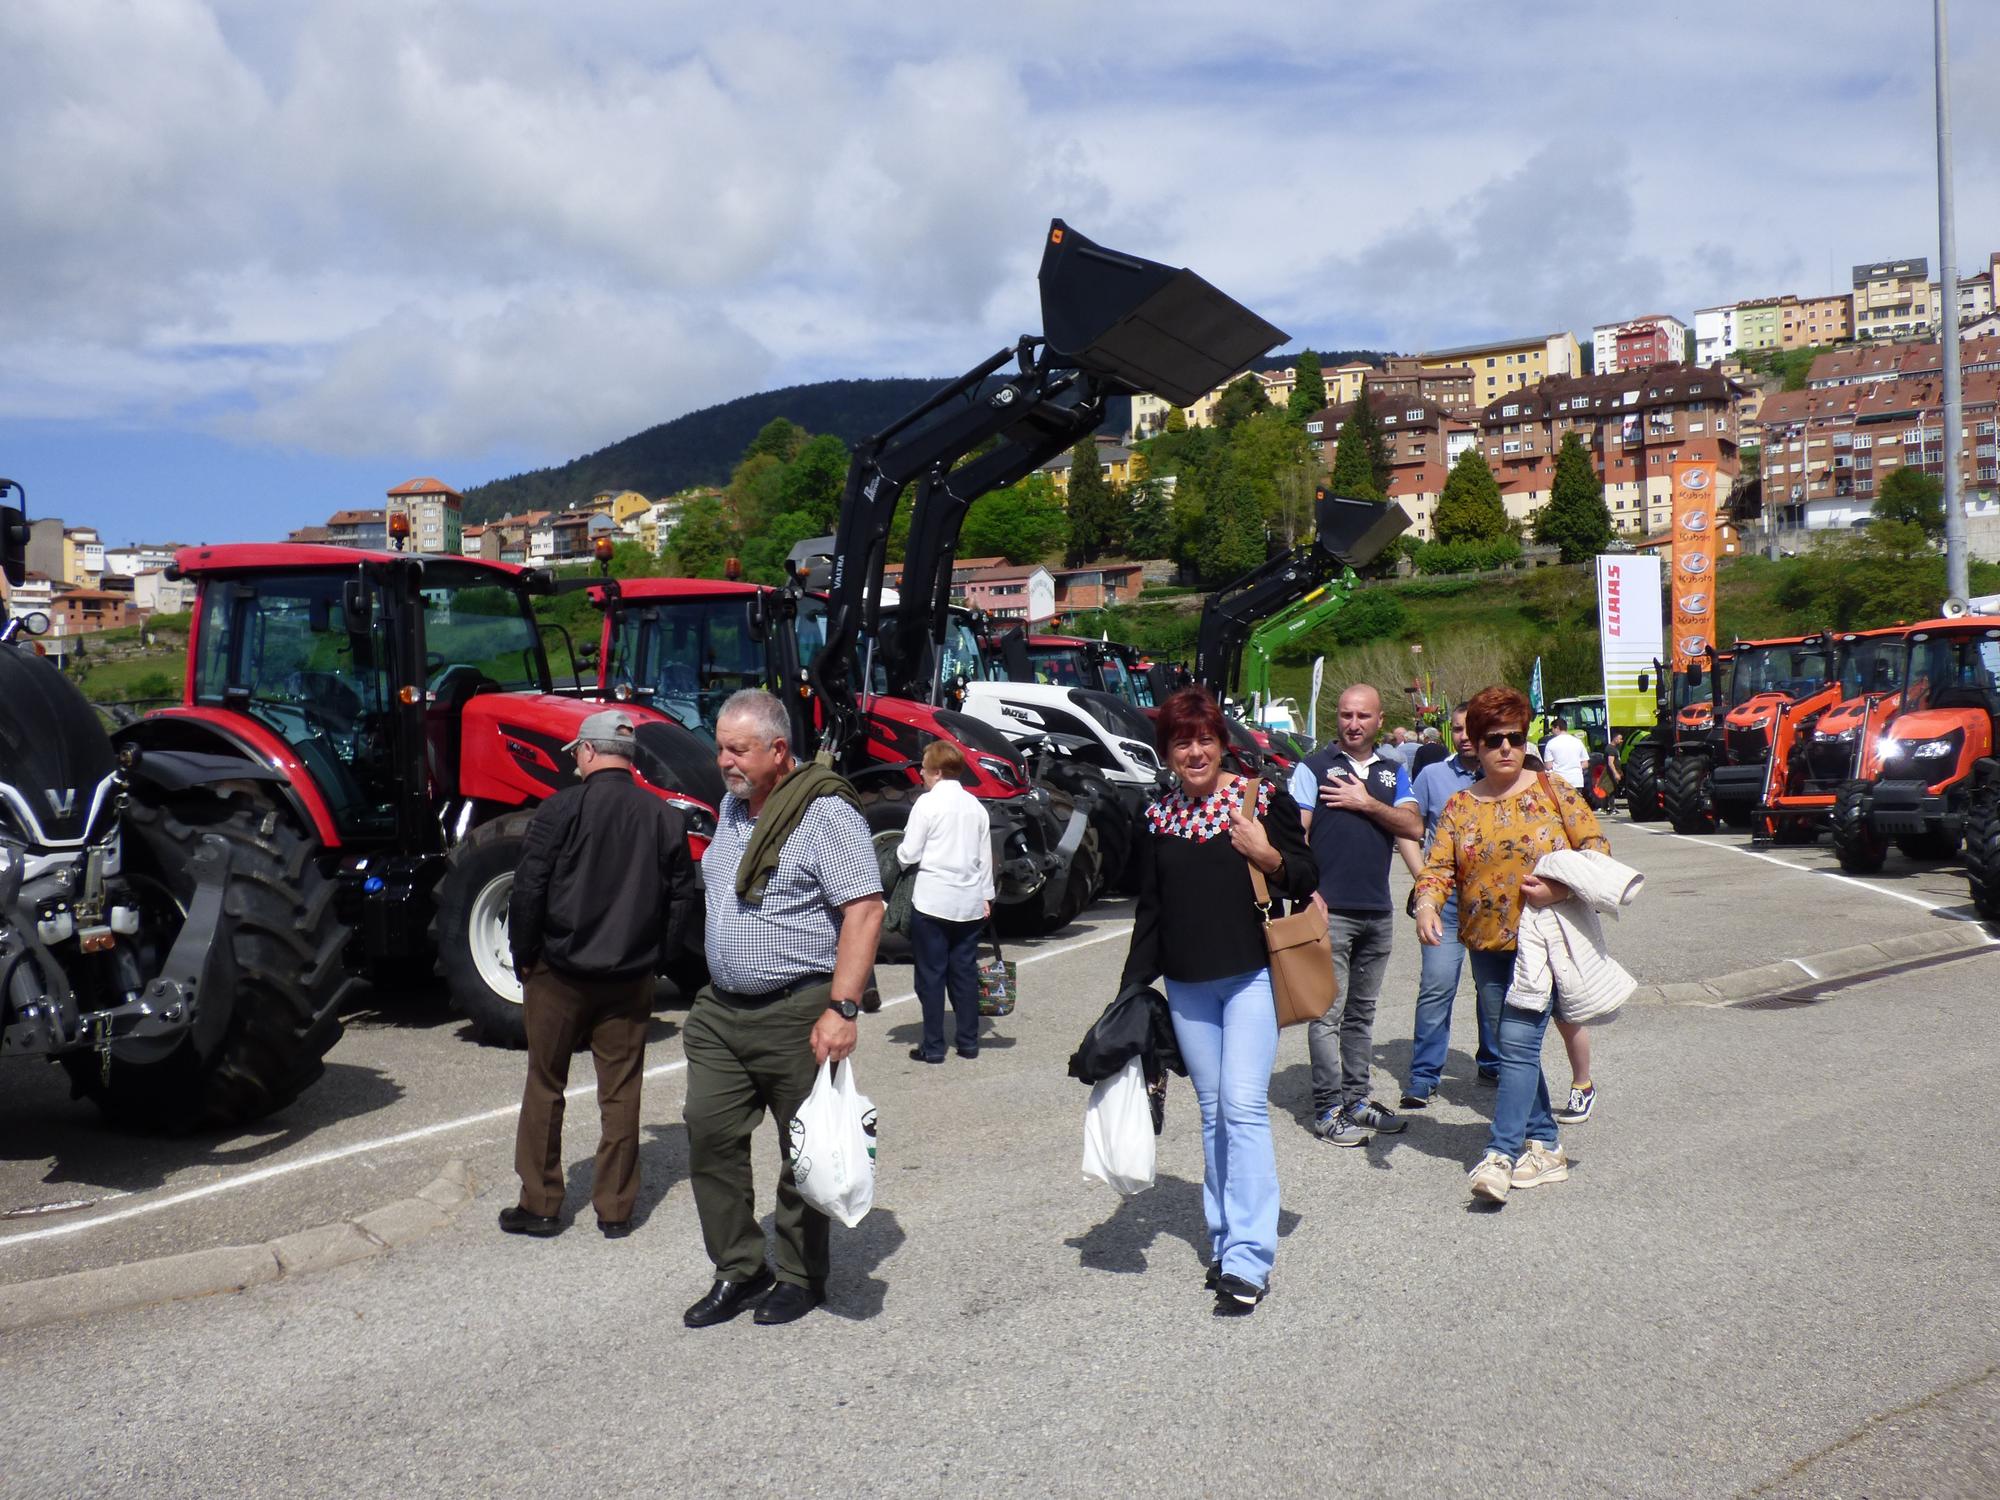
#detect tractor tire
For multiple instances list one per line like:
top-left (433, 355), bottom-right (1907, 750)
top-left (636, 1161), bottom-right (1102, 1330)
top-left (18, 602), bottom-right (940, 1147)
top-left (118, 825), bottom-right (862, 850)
top-left (63, 789), bottom-right (352, 1132)
top-left (1965, 772), bottom-right (2000, 920)
top-left (1035, 759), bottom-right (1130, 898)
top-left (1830, 779), bottom-right (1888, 873)
top-left (435, 810), bottom-right (540, 1047)
top-left (1049, 823), bottom-right (1104, 932)
top-left (1623, 746), bottom-right (1664, 822)
top-left (856, 789), bottom-right (916, 963)
top-left (1661, 756), bottom-right (1716, 835)
top-left (1895, 826), bottom-right (1960, 862)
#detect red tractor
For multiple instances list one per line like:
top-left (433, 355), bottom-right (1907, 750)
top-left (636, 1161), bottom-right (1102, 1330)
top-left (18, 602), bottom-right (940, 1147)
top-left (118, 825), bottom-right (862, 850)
top-left (125, 544), bottom-right (722, 1048)
top-left (1830, 613), bottom-right (2000, 873)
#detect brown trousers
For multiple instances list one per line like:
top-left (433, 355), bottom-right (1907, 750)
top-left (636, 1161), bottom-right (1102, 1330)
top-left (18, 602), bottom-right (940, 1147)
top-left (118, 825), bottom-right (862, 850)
top-left (514, 965), bottom-right (653, 1223)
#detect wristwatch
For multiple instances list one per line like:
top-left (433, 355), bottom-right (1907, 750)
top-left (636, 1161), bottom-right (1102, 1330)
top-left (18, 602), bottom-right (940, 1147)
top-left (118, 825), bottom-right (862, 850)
top-left (826, 999), bottom-right (860, 1021)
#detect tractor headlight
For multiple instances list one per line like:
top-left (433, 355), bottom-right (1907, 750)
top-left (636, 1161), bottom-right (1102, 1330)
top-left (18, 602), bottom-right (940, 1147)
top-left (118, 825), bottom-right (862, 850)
top-left (1118, 739), bottom-right (1159, 769)
top-left (1813, 726), bottom-right (1858, 742)
top-left (975, 754), bottom-right (1022, 789)
top-left (1884, 729), bottom-right (1964, 766)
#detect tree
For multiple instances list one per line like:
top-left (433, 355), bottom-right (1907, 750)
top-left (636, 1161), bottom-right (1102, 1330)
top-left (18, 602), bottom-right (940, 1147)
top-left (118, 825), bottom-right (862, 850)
top-left (1872, 466), bottom-right (1945, 539)
top-left (1534, 431), bottom-right (1615, 561)
top-left (1327, 404), bottom-right (1385, 502)
top-left (1432, 447), bottom-right (1510, 543)
top-left (1213, 373), bottom-right (1271, 431)
top-left (1334, 378), bottom-right (1393, 495)
top-left (1125, 477), bottom-right (1173, 558)
top-left (960, 476), bottom-right (1069, 563)
top-left (724, 451), bottom-right (787, 532)
top-left (1064, 440), bottom-right (1121, 564)
top-left (775, 433), bottom-right (850, 533)
top-left (743, 417), bottom-right (808, 464)
top-left (1197, 465), bottom-right (1266, 583)
top-left (1286, 351), bottom-right (1326, 425)
top-left (667, 496), bottom-right (734, 579)
top-left (1164, 405), bottom-right (1188, 434)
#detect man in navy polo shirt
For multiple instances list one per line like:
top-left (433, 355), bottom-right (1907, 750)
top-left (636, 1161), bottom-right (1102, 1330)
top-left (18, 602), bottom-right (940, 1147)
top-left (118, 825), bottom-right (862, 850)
top-left (1291, 684), bottom-right (1422, 1146)
top-left (1401, 702), bottom-right (1492, 1109)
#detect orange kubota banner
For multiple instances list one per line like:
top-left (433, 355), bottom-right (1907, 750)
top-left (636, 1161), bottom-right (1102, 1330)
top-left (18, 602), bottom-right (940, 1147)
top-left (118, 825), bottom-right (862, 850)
top-left (1669, 460), bottom-right (1718, 671)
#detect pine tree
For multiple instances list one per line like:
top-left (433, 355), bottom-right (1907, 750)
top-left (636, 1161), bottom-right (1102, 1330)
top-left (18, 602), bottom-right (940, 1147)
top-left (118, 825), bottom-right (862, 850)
top-left (1351, 377), bottom-right (1393, 494)
top-left (1164, 405), bottom-right (1188, 434)
top-left (1533, 431), bottom-right (1615, 561)
top-left (1327, 404), bottom-right (1385, 501)
top-left (1124, 454), bottom-right (1173, 558)
top-left (1213, 374), bottom-right (1271, 430)
top-left (1286, 351), bottom-right (1327, 424)
top-left (1064, 439), bottom-right (1120, 564)
top-left (1198, 466), bottom-right (1267, 583)
top-left (1432, 447), bottom-right (1510, 543)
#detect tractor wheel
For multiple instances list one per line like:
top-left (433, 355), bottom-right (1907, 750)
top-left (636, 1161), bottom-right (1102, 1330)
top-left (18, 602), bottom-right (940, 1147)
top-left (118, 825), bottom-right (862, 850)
top-left (1661, 756), bottom-right (1716, 835)
top-left (1050, 823), bottom-right (1104, 931)
top-left (1623, 746), bottom-right (1664, 822)
top-left (1895, 826), bottom-right (1960, 862)
top-left (1035, 759), bottom-right (1130, 898)
top-left (435, 810), bottom-right (540, 1047)
top-left (856, 789), bottom-right (916, 962)
top-left (1830, 779), bottom-right (1888, 873)
top-left (1965, 773), bottom-right (2000, 920)
top-left (63, 788), bottom-right (352, 1131)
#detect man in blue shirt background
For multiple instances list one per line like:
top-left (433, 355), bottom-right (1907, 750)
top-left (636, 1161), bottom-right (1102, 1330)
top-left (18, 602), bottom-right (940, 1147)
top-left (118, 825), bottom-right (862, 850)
top-left (1291, 684), bottom-right (1422, 1147)
top-left (1401, 701), bottom-right (1494, 1108)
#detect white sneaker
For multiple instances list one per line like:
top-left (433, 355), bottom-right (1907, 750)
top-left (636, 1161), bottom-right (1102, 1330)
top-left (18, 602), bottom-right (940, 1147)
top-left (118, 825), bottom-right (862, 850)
top-left (1510, 1140), bottom-right (1570, 1189)
top-left (1469, 1151), bottom-right (1513, 1202)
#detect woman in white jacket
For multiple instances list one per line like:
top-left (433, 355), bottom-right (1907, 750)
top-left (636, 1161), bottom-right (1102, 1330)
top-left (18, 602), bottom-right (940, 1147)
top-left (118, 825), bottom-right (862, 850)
top-left (896, 742), bottom-right (995, 1064)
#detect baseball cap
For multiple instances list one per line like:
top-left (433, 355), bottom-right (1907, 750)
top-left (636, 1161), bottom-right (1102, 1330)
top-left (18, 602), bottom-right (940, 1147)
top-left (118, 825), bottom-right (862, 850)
top-left (562, 709), bottom-right (638, 755)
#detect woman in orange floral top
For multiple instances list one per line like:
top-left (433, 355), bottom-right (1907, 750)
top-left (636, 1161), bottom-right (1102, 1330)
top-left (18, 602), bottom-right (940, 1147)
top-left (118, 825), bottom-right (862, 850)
top-left (1413, 685), bottom-right (1608, 1205)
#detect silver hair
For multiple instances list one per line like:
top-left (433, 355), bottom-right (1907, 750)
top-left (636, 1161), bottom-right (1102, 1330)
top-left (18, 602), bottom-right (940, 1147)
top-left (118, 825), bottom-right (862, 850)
top-left (1420, 726), bottom-right (1441, 742)
top-left (581, 736), bottom-right (635, 759)
top-left (717, 689), bottom-right (790, 746)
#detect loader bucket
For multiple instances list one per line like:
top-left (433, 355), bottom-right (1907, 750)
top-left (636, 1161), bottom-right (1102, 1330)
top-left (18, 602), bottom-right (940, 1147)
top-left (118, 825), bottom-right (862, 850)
top-left (1312, 490), bottom-right (1410, 570)
top-left (1038, 220), bottom-right (1287, 408)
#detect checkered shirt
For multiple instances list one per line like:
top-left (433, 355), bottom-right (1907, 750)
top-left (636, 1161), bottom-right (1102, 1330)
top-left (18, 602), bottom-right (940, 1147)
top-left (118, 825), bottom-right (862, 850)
top-left (700, 791), bottom-right (882, 994)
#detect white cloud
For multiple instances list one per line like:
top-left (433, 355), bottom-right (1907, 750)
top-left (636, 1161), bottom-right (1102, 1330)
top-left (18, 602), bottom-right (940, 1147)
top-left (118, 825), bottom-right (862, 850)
top-left (1, 0), bottom-right (1996, 474)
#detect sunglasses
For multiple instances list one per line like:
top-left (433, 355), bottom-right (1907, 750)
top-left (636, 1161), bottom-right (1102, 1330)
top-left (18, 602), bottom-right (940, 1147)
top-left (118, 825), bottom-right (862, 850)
top-left (1480, 730), bottom-right (1530, 750)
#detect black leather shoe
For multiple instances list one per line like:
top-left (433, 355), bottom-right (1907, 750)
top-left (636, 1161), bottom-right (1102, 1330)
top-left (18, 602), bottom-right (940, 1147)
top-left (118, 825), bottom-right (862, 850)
top-left (683, 1267), bottom-right (774, 1328)
top-left (956, 1046), bottom-right (978, 1060)
top-left (498, 1206), bottom-right (563, 1237)
top-left (908, 1047), bottom-right (944, 1064)
top-left (597, 1219), bottom-right (633, 1239)
top-left (754, 1281), bottom-right (821, 1326)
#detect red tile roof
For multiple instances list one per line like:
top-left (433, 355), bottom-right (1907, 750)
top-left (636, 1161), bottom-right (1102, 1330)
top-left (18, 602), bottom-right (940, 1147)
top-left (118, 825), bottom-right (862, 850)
top-left (387, 477), bottom-right (463, 500)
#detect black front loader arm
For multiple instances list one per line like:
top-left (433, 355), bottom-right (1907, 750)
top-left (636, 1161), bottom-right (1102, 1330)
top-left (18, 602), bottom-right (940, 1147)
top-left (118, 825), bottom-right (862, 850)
top-left (1192, 489), bottom-right (1410, 702)
top-left (807, 218), bottom-right (1290, 768)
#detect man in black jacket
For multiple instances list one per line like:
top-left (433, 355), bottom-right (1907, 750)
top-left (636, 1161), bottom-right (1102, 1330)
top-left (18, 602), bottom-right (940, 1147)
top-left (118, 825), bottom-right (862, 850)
top-left (502, 710), bottom-right (697, 1238)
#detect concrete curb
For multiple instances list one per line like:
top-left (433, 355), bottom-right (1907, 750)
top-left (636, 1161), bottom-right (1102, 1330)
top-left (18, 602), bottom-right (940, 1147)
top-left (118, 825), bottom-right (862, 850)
top-left (1627, 926), bottom-right (1996, 1011)
top-left (0, 1158), bottom-right (476, 1334)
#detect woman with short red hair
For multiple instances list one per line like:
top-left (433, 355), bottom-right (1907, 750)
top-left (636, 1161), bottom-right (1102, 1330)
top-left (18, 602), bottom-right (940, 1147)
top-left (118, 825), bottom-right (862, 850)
top-left (1119, 688), bottom-right (1316, 1314)
top-left (1413, 684), bottom-right (1609, 1204)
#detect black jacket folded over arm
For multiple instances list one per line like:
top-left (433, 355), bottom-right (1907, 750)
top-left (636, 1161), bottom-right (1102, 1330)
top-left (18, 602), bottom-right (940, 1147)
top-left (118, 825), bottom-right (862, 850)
top-left (508, 768), bottom-right (698, 982)
top-left (1118, 780), bottom-right (1318, 992)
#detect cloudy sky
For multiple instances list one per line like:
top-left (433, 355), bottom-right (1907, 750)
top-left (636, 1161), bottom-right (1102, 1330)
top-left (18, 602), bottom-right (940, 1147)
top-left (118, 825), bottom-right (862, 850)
top-left (4, 0), bottom-right (1997, 545)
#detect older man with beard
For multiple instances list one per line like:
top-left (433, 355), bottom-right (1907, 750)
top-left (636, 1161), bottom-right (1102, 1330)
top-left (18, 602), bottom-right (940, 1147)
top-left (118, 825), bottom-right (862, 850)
top-left (681, 690), bottom-right (884, 1330)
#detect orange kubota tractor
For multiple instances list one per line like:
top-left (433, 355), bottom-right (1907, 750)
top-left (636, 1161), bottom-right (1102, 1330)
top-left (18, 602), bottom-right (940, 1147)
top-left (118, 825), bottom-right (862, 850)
top-left (1695, 634), bottom-right (1834, 832)
top-left (1830, 613), bottom-right (2000, 873)
top-left (1758, 625), bottom-right (1912, 844)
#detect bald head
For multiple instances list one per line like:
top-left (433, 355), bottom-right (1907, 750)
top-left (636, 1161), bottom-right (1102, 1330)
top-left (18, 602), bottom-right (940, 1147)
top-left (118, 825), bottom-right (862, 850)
top-left (1336, 683), bottom-right (1383, 755)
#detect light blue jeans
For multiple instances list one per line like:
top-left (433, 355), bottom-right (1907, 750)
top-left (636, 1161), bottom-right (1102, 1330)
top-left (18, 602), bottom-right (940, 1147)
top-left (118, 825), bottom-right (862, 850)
top-left (1467, 948), bottom-right (1559, 1161)
top-left (1164, 968), bottom-right (1280, 1288)
top-left (1406, 896), bottom-right (1501, 1097)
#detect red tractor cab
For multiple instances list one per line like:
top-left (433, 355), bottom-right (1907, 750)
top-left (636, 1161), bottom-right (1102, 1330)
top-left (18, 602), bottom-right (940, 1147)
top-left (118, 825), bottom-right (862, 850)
top-left (126, 544), bottom-right (721, 1046)
top-left (1702, 634), bottom-right (1834, 830)
top-left (1830, 615), bottom-right (2000, 872)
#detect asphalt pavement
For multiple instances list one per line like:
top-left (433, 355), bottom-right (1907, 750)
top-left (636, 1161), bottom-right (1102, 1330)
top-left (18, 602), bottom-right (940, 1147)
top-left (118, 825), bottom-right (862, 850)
top-left (3, 816), bottom-right (1998, 1496)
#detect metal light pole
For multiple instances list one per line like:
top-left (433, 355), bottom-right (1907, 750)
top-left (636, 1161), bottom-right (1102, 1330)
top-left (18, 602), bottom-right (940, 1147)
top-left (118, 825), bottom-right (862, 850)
top-left (1936, 0), bottom-right (1969, 598)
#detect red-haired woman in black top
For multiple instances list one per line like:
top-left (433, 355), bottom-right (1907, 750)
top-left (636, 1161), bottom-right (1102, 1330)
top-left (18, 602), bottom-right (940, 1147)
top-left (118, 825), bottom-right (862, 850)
top-left (1120, 688), bottom-right (1316, 1314)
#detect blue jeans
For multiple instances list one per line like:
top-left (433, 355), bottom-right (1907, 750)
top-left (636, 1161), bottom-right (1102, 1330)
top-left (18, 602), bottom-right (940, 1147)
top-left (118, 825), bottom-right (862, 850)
top-left (1165, 969), bottom-right (1280, 1288)
top-left (911, 911), bottom-right (983, 1059)
top-left (1467, 948), bottom-right (1558, 1161)
top-left (1406, 896), bottom-right (1500, 1097)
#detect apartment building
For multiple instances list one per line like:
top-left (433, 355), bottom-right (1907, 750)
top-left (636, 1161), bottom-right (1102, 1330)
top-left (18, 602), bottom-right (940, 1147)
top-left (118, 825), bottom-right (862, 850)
top-left (1759, 369), bottom-right (2000, 530)
top-left (1692, 304), bottom-right (1741, 366)
top-left (61, 527), bottom-right (105, 586)
top-left (386, 477), bottom-right (464, 555)
top-left (49, 588), bottom-right (139, 634)
top-left (1417, 332), bottom-right (1580, 404)
top-left (1852, 257), bottom-right (1933, 341)
top-left (102, 542), bottom-right (181, 577)
top-left (1591, 315), bottom-right (1690, 375)
top-left (1806, 335), bottom-right (2000, 389)
top-left (1304, 395), bottom-right (1476, 475)
top-left (325, 509), bottom-right (387, 548)
top-left (1475, 364), bottom-right (1744, 538)
top-left (1371, 357), bottom-right (1475, 410)
top-left (1777, 292), bottom-right (1853, 348)
top-left (1328, 361), bottom-right (1375, 407)
top-left (1043, 435), bottom-right (1135, 493)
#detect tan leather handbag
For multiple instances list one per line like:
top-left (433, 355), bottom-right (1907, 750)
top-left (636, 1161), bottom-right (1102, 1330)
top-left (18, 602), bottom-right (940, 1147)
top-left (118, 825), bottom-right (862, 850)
top-left (1241, 778), bottom-right (1339, 1027)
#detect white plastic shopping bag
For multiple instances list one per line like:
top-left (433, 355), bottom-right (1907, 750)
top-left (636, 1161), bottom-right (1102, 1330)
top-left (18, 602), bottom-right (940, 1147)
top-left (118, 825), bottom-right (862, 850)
top-left (787, 1058), bottom-right (878, 1228)
top-left (1080, 1056), bottom-right (1155, 1195)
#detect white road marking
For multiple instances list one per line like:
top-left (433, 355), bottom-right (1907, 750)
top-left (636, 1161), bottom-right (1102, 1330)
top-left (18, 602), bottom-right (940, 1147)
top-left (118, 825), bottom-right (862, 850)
top-left (1622, 823), bottom-right (1994, 923)
top-left (0, 922), bottom-right (1134, 1251)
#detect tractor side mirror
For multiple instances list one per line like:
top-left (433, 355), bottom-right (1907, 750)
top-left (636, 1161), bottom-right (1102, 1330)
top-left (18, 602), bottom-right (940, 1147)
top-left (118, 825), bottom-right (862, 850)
top-left (1686, 664), bottom-right (1704, 688)
top-left (1636, 672), bottom-right (1650, 694)
top-left (342, 579), bottom-right (373, 630)
top-left (12, 609), bottom-right (50, 637)
top-left (577, 641), bottom-right (600, 665)
top-left (0, 503), bottom-right (26, 588)
top-left (746, 590), bottom-right (768, 644)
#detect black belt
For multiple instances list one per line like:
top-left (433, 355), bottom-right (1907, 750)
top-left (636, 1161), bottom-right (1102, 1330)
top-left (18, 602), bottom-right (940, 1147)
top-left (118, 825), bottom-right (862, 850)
top-left (711, 973), bottom-right (834, 1008)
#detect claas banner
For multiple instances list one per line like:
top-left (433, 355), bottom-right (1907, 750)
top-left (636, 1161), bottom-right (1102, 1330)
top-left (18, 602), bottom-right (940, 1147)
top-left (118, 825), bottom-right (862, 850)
top-left (1670, 460), bottom-right (1719, 671)
top-left (1596, 553), bottom-right (1661, 727)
